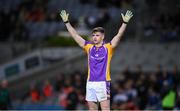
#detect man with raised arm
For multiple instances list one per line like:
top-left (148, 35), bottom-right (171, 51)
top-left (60, 10), bottom-right (133, 110)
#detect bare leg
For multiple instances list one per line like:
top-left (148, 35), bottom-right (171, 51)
top-left (88, 101), bottom-right (98, 110)
top-left (100, 100), bottom-right (110, 111)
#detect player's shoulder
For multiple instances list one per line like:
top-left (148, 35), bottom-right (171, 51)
top-left (85, 41), bottom-right (93, 45)
top-left (104, 42), bottom-right (112, 47)
top-left (104, 42), bottom-right (114, 53)
top-left (84, 41), bottom-right (93, 49)
top-left (84, 41), bottom-right (93, 46)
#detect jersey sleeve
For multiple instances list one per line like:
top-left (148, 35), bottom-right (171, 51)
top-left (104, 42), bottom-right (114, 55)
top-left (83, 41), bottom-right (93, 54)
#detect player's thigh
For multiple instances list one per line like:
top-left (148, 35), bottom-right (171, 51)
top-left (86, 82), bottom-right (97, 102)
top-left (88, 101), bottom-right (98, 110)
top-left (95, 81), bottom-right (110, 101)
top-left (100, 99), bottom-right (110, 111)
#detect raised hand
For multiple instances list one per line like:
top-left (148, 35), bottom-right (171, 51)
top-left (121, 10), bottom-right (133, 23)
top-left (60, 10), bottom-right (69, 23)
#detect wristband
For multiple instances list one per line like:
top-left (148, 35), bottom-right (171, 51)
top-left (64, 21), bottom-right (69, 24)
top-left (123, 21), bottom-right (128, 24)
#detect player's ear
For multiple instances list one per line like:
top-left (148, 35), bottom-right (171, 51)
top-left (102, 34), bottom-right (105, 40)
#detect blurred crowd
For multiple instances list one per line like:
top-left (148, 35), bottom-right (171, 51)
top-left (25, 72), bottom-right (87, 110)
top-left (111, 64), bottom-right (179, 110)
top-left (0, 0), bottom-right (48, 41)
top-left (143, 0), bottom-right (180, 42)
top-left (0, 0), bottom-right (179, 42)
top-left (1, 64), bottom-right (179, 110)
top-left (0, 0), bottom-right (132, 41)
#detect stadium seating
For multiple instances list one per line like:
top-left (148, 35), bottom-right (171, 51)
top-left (112, 42), bottom-right (180, 71)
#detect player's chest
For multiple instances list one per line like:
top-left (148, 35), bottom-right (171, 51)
top-left (89, 46), bottom-right (107, 61)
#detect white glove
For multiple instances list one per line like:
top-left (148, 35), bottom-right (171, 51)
top-left (121, 10), bottom-right (133, 23)
top-left (60, 10), bottom-right (69, 23)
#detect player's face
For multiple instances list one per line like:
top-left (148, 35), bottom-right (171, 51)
top-left (92, 32), bottom-right (104, 44)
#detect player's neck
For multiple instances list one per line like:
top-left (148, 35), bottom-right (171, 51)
top-left (95, 41), bottom-right (103, 47)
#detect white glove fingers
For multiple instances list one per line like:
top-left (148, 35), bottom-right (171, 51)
top-left (122, 10), bottom-right (133, 23)
top-left (62, 10), bottom-right (66, 16)
top-left (121, 13), bottom-right (124, 18)
top-left (61, 10), bottom-right (64, 14)
top-left (60, 11), bottom-right (64, 16)
top-left (129, 11), bottom-right (133, 16)
top-left (130, 13), bottom-right (133, 18)
top-left (127, 10), bottom-right (132, 16)
top-left (62, 10), bottom-right (66, 14)
top-left (60, 13), bottom-right (63, 17)
top-left (129, 11), bottom-right (133, 18)
top-left (62, 10), bottom-right (66, 15)
top-left (127, 11), bottom-right (133, 18)
top-left (125, 11), bottom-right (129, 16)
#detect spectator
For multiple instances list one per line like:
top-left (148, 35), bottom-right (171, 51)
top-left (155, 64), bottom-right (162, 75)
top-left (146, 87), bottom-right (160, 109)
top-left (58, 78), bottom-right (73, 109)
top-left (111, 81), bottom-right (120, 106)
top-left (72, 73), bottom-right (85, 90)
top-left (112, 85), bottom-right (128, 110)
top-left (55, 73), bottom-right (65, 92)
top-left (158, 68), bottom-right (174, 87)
top-left (143, 19), bottom-right (157, 38)
top-left (124, 79), bottom-right (137, 101)
top-left (135, 73), bottom-right (148, 110)
top-left (42, 80), bottom-right (53, 98)
top-left (134, 64), bottom-right (143, 75)
top-left (75, 88), bottom-right (87, 110)
top-left (66, 87), bottom-right (78, 110)
top-left (161, 83), bottom-right (176, 110)
top-left (149, 73), bottom-right (161, 94)
top-left (29, 83), bottom-right (41, 103)
top-left (0, 80), bottom-right (12, 110)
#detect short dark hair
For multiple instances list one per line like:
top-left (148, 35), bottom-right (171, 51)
top-left (92, 27), bottom-right (105, 34)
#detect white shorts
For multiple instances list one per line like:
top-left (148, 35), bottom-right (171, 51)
top-left (86, 81), bottom-right (110, 102)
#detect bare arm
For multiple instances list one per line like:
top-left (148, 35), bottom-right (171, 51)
top-left (111, 23), bottom-right (127, 48)
top-left (111, 10), bottom-right (133, 48)
top-left (65, 22), bottom-right (85, 48)
top-left (60, 10), bottom-right (85, 48)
